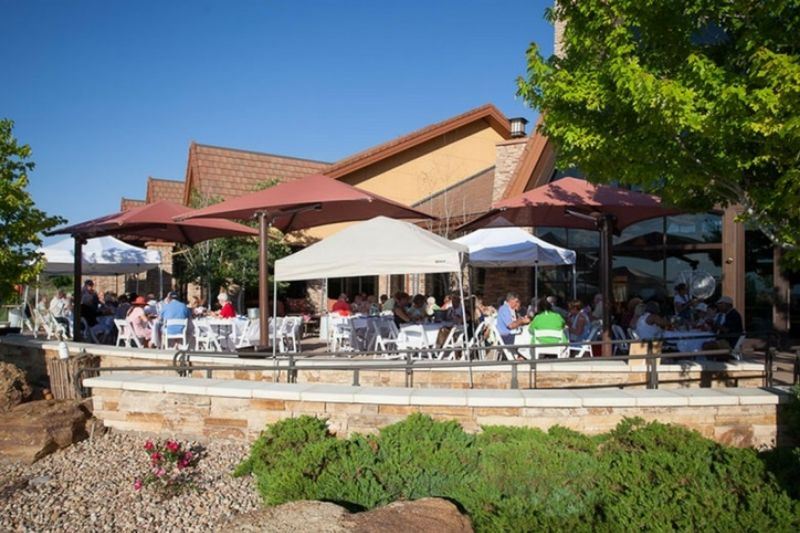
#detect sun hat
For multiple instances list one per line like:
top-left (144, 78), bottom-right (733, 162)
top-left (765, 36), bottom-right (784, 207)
top-left (132, 296), bottom-right (147, 306)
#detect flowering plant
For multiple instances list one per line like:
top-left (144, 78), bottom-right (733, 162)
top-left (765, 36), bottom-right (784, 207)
top-left (133, 439), bottom-right (200, 498)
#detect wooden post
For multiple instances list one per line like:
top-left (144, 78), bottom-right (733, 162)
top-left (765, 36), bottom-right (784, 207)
top-left (72, 236), bottom-right (84, 342)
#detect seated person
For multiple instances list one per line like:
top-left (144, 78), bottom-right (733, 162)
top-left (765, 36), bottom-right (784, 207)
top-left (567, 300), bottom-right (591, 342)
top-left (331, 293), bottom-right (351, 315)
top-left (217, 292), bottom-right (236, 318)
top-left (496, 292), bottom-right (530, 345)
top-left (392, 292), bottom-right (413, 326)
top-left (407, 294), bottom-right (427, 321)
top-left (126, 296), bottom-right (153, 347)
top-left (529, 298), bottom-right (567, 344)
top-left (159, 291), bottom-right (191, 337)
top-left (114, 294), bottom-right (131, 320)
top-left (635, 301), bottom-right (669, 340)
top-left (425, 296), bottom-right (439, 317)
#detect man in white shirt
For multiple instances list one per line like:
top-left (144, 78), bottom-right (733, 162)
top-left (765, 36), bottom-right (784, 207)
top-left (49, 289), bottom-right (71, 337)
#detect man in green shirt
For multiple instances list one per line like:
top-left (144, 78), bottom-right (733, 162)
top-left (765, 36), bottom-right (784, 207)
top-left (529, 297), bottom-right (567, 345)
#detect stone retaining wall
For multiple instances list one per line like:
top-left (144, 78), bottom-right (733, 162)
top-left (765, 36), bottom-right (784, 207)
top-left (0, 337), bottom-right (766, 391)
top-left (85, 374), bottom-right (793, 449)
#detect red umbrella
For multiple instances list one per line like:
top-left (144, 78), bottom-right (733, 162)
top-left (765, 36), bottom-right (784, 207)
top-left (461, 177), bottom-right (682, 354)
top-left (49, 201), bottom-right (258, 341)
top-left (179, 173), bottom-right (436, 348)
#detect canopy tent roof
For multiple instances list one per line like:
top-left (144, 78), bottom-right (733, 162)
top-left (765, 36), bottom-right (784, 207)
top-left (454, 226), bottom-right (576, 268)
top-left (275, 216), bottom-right (468, 281)
top-left (38, 236), bottom-right (162, 275)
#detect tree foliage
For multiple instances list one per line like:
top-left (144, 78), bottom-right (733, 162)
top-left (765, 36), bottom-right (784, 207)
top-left (518, 0), bottom-right (800, 266)
top-left (173, 180), bottom-right (290, 299)
top-left (0, 119), bottom-right (64, 302)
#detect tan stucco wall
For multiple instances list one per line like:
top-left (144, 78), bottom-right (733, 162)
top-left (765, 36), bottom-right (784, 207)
top-left (298, 121), bottom-right (505, 242)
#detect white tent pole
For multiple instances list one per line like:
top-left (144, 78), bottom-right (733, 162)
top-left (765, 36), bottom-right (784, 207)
top-left (272, 275), bottom-right (278, 358)
top-left (572, 263), bottom-right (577, 300)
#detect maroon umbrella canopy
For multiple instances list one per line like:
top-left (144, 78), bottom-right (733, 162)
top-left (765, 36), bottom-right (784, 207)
top-left (180, 173), bottom-right (436, 350)
top-left (51, 200), bottom-right (258, 244)
top-left (461, 177), bottom-right (682, 355)
top-left (178, 174), bottom-right (434, 230)
top-left (461, 177), bottom-right (682, 232)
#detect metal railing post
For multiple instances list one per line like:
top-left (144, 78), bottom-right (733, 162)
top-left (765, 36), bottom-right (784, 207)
top-left (405, 351), bottom-right (413, 388)
top-left (646, 340), bottom-right (658, 389)
top-left (288, 353), bottom-right (296, 384)
top-left (510, 361), bottom-right (519, 389)
top-left (353, 368), bottom-right (360, 387)
top-left (765, 347), bottom-right (775, 387)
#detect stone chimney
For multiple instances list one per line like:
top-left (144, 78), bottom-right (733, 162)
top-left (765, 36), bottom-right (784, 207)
top-left (492, 137), bottom-right (528, 203)
top-left (553, 10), bottom-right (566, 58)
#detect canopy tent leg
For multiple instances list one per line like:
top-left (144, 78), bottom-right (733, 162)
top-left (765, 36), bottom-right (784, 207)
top-left (598, 214), bottom-right (614, 357)
top-left (572, 263), bottom-right (577, 300)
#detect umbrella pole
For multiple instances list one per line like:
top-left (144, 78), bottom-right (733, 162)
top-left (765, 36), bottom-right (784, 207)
top-left (572, 263), bottom-right (577, 300)
top-left (534, 262), bottom-right (539, 306)
top-left (598, 215), bottom-right (614, 357)
top-left (72, 236), bottom-right (84, 342)
top-left (258, 212), bottom-right (271, 349)
top-left (457, 259), bottom-right (472, 387)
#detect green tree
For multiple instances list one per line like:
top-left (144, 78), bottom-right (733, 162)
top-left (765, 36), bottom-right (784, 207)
top-left (173, 180), bottom-right (290, 300)
top-left (518, 0), bottom-right (800, 265)
top-left (0, 119), bottom-right (64, 302)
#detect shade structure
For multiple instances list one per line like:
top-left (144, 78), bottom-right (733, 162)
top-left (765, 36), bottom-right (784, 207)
top-left (180, 174), bottom-right (435, 349)
top-left (50, 200), bottom-right (258, 244)
top-left (49, 201), bottom-right (257, 342)
top-left (275, 216), bottom-right (468, 281)
top-left (454, 226), bottom-right (575, 268)
top-left (38, 236), bottom-right (161, 275)
top-left (460, 177), bottom-right (681, 355)
top-left (454, 226), bottom-right (578, 303)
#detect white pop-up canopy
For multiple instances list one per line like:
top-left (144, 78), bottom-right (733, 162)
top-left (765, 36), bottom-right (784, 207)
top-left (454, 226), bottom-right (578, 301)
top-left (275, 216), bottom-right (468, 281)
top-left (38, 236), bottom-right (162, 275)
top-left (454, 227), bottom-right (575, 267)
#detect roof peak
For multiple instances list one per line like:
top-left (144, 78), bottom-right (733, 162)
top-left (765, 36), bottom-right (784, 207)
top-left (191, 142), bottom-right (331, 165)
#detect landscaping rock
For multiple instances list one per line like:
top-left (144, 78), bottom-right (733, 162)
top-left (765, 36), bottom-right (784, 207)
top-left (0, 362), bottom-right (31, 412)
top-left (345, 498), bottom-right (473, 533)
top-left (221, 498), bottom-right (473, 533)
top-left (0, 399), bottom-right (91, 464)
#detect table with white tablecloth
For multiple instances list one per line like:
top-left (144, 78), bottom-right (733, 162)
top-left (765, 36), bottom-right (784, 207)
top-left (399, 322), bottom-right (449, 348)
top-left (661, 330), bottom-right (714, 353)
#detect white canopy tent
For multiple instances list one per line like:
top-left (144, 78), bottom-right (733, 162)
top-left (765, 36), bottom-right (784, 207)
top-left (274, 216), bottom-right (470, 355)
top-left (454, 226), bottom-right (578, 301)
top-left (38, 236), bottom-right (162, 275)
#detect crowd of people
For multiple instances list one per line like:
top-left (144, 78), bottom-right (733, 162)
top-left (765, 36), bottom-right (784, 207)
top-left (40, 280), bottom-right (241, 347)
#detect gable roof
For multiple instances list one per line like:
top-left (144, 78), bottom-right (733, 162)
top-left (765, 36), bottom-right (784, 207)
top-left (501, 116), bottom-right (557, 199)
top-left (324, 104), bottom-right (512, 179)
top-left (146, 177), bottom-right (185, 204)
top-left (120, 198), bottom-right (146, 211)
top-left (184, 143), bottom-right (330, 204)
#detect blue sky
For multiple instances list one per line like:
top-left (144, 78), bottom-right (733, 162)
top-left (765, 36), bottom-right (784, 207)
top-left (1, 0), bottom-right (554, 235)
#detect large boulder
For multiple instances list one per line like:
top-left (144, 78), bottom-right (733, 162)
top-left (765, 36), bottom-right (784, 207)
top-left (221, 498), bottom-right (472, 533)
top-left (0, 362), bottom-right (31, 412)
top-left (0, 399), bottom-right (91, 464)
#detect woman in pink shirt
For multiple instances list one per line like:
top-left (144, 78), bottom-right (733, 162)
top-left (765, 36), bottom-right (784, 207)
top-left (126, 296), bottom-right (153, 347)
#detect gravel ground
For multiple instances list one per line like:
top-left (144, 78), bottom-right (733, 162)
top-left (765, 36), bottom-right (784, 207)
top-left (0, 431), bottom-right (261, 532)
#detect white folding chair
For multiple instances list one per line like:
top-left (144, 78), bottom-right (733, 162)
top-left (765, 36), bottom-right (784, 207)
top-left (193, 320), bottom-right (221, 352)
top-left (330, 316), bottom-right (354, 353)
top-left (32, 308), bottom-right (53, 339)
top-left (125, 319), bottom-right (145, 348)
top-left (437, 327), bottom-right (464, 360)
top-left (114, 319), bottom-right (132, 347)
top-left (570, 325), bottom-right (600, 358)
top-left (627, 327), bottom-right (640, 340)
top-left (163, 319), bottom-right (189, 349)
top-left (396, 325), bottom-right (429, 359)
top-left (281, 317), bottom-right (302, 353)
top-left (730, 334), bottom-right (746, 361)
top-left (370, 319), bottom-right (400, 357)
top-left (612, 324), bottom-right (629, 355)
top-left (529, 328), bottom-right (569, 360)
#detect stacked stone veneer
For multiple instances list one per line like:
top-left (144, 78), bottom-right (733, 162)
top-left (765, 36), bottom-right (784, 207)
top-left (85, 374), bottom-right (792, 449)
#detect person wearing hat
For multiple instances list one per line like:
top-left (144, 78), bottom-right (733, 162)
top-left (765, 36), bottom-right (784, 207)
top-left (712, 296), bottom-right (743, 338)
top-left (159, 291), bottom-right (191, 337)
top-left (126, 296), bottom-right (153, 346)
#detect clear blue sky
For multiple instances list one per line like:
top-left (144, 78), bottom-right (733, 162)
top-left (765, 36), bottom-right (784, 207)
top-left (1, 0), bottom-right (554, 236)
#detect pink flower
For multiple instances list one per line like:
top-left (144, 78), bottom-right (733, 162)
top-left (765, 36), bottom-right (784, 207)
top-left (143, 440), bottom-right (154, 451)
top-left (150, 452), bottom-right (162, 464)
top-left (133, 479), bottom-right (143, 491)
top-left (182, 451), bottom-right (193, 462)
top-left (155, 468), bottom-right (166, 478)
top-left (165, 440), bottom-right (180, 453)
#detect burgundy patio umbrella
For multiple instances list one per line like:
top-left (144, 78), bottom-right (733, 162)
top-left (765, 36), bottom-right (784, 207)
top-left (50, 200), bottom-right (258, 341)
top-left (179, 173), bottom-right (436, 348)
top-left (461, 177), bottom-right (682, 354)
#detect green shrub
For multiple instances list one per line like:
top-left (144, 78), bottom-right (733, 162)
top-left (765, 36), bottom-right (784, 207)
top-left (237, 415), bottom-right (800, 531)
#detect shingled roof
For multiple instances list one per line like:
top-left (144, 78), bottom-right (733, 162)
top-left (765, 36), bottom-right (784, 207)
top-left (413, 166), bottom-right (496, 234)
top-left (184, 143), bottom-right (330, 204)
top-left (145, 177), bottom-right (185, 204)
top-left (120, 198), bottom-right (146, 211)
top-left (324, 104), bottom-right (512, 179)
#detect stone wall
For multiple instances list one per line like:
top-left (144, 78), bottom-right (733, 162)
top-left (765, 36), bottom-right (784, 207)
top-left (86, 374), bottom-right (793, 448)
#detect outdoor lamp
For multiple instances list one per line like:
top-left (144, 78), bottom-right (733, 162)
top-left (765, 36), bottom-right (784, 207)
top-left (509, 117), bottom-right (529, 138)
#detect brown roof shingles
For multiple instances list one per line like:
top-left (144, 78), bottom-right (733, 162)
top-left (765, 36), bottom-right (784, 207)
top-left (185, 143), bottom-right (330, 204)
top-left (120, 198), bottom-right (145, 211)
top-left (146, 177), bottom-right (185, 204)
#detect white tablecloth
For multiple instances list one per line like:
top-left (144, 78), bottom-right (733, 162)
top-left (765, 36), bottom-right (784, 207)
top-left (662, 330), bottom-right (713, 353)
